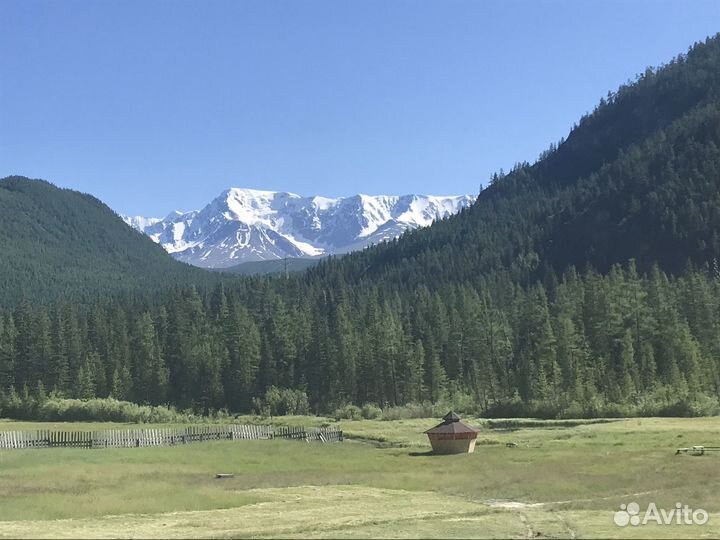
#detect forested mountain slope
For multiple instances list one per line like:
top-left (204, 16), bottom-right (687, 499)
top-left (217, 257), bottom-right (321, 276)
top-left (307, 34), bottom-right (720, 288)
top-left (0, 176), bottom-right (216, 307)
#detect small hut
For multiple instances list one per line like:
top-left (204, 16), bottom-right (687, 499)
top-left (424, 411), bottom-right (480, 454)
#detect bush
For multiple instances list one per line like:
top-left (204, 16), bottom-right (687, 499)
top-left (556, 400), bottom-right (585, 419)
top-left (252, 386), bottom-right (311, 417)
top-left (483, 393), bottom-right (529, 418)
top-left (436, 388), bottom-right (477, 416)
top-left (0, 390), bottom-right (195, 423)
top-left (334, 404), bottom-right (362, 420)
top-left (360, 403), bottom-right (382, 419)
top-left (380, 402), bottom-right (440, 420)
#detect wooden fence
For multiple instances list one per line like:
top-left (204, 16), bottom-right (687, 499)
top-left (0, 424), bottom-right (342, 450)
top-left (274, 426), bottom-right (344, 443)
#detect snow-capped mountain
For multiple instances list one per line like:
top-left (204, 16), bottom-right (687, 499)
top-left (123, 188), bottom-right (474, 268)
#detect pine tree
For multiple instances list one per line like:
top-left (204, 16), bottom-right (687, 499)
top-left (75, 362), bottom-right (95, 400)
top-left (50, 306), bottom-right (69, 395)
top-left (223, 304), bottom-right (260, 411)
top-left (0, 315), bottom-right (16, 391)
top-left (426, 349), bottom-right (447, 403)
top-left (404, 339), bottom-right (425, 403)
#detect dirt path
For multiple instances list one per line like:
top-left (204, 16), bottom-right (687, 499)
top-left (485, 489), bottom-right (658, 509)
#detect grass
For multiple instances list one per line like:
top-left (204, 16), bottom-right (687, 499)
top-left (0, 416), bottom-right (718, 538)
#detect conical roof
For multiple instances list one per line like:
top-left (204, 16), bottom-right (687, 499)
top-left (424, 411), bottom-right (479, 434)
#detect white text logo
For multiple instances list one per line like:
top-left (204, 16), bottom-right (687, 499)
top-left (614, 502), bottom-right (709, 527)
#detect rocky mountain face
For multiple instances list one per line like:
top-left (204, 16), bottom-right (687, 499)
top-left (124, 188), bottom-right (474, 268)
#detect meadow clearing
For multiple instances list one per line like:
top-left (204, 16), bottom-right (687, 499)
top-left (0, 416), bottom-right (718, 538)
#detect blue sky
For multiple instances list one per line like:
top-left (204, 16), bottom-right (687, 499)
top-left (1, 1), bottom-right (718, 217)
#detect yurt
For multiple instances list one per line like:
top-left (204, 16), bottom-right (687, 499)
top-left (424, 411), bottom-right (480, 454)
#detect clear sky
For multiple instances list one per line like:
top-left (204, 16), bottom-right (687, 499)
top-left (1, 0), bottom-right (718, 217)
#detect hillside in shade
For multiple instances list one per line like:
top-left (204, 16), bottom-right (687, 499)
top-left (0, 176), bottom-right (215, 307)
top-left (216, 257), bottom-right (321, 276)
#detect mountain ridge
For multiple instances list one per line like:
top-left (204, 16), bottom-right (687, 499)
top-left (124, 188), bottom-right (474, 268)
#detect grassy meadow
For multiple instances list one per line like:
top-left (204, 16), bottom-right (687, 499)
top-left (0, 416), bottom-right (718, 538)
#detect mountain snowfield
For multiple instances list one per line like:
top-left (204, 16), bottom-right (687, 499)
top-left (123, 188), bottom-right (474, 268)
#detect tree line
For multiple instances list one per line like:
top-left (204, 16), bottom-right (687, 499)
top-left (1, 260), bottom-right (718, 418)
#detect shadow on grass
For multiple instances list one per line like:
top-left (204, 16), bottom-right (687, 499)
top-left (408, 450), bottom-right (435, 457)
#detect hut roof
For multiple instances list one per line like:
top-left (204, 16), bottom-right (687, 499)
top-left (424, 411), bottom-right (480, 434)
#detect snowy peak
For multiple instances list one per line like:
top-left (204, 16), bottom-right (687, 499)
top-left (124, 189), bottom-right (474, 268)
top-left (123, 215), bottom-right (161, 231)
top-left (219, 188), bottom-right (302, 226)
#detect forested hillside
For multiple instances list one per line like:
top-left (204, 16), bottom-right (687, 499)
top-left (2, 36), bottom-right (720, 419)
top-left (0, 177), bottom-right (217, 307)
top-left (217, 257), bottom-right (320, 276)
top-left (306, 34), bottom-right (720, 288)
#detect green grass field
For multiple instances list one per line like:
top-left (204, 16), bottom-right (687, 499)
top-left (0, 416), bottom-right (718, 538)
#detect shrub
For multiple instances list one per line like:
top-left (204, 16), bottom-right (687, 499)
top-left (0, 391), bottom-right (195, 423)
top-left (360, 403), bottom-right (382, 420)
top-left (252, 386), bottom-right (311, 417)
top-left (484, 393), bottom-right (529, 418)
top-left (556, 400), bottom-right (585, 419)
top-left (334, 404), bottom-right (362, 420)
top-left (436, 388), bottom-right (477, 416)
top-left (380, 402), bottom-right (439, 420)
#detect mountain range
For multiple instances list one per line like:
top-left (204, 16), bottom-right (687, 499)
top-left (123, 189), bottom-right (474, 268)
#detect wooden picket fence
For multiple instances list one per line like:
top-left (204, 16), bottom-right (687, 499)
top-left (0, 424), bottom-right (343, 450)
top-left (274, 426), bottom-right (344, 443)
